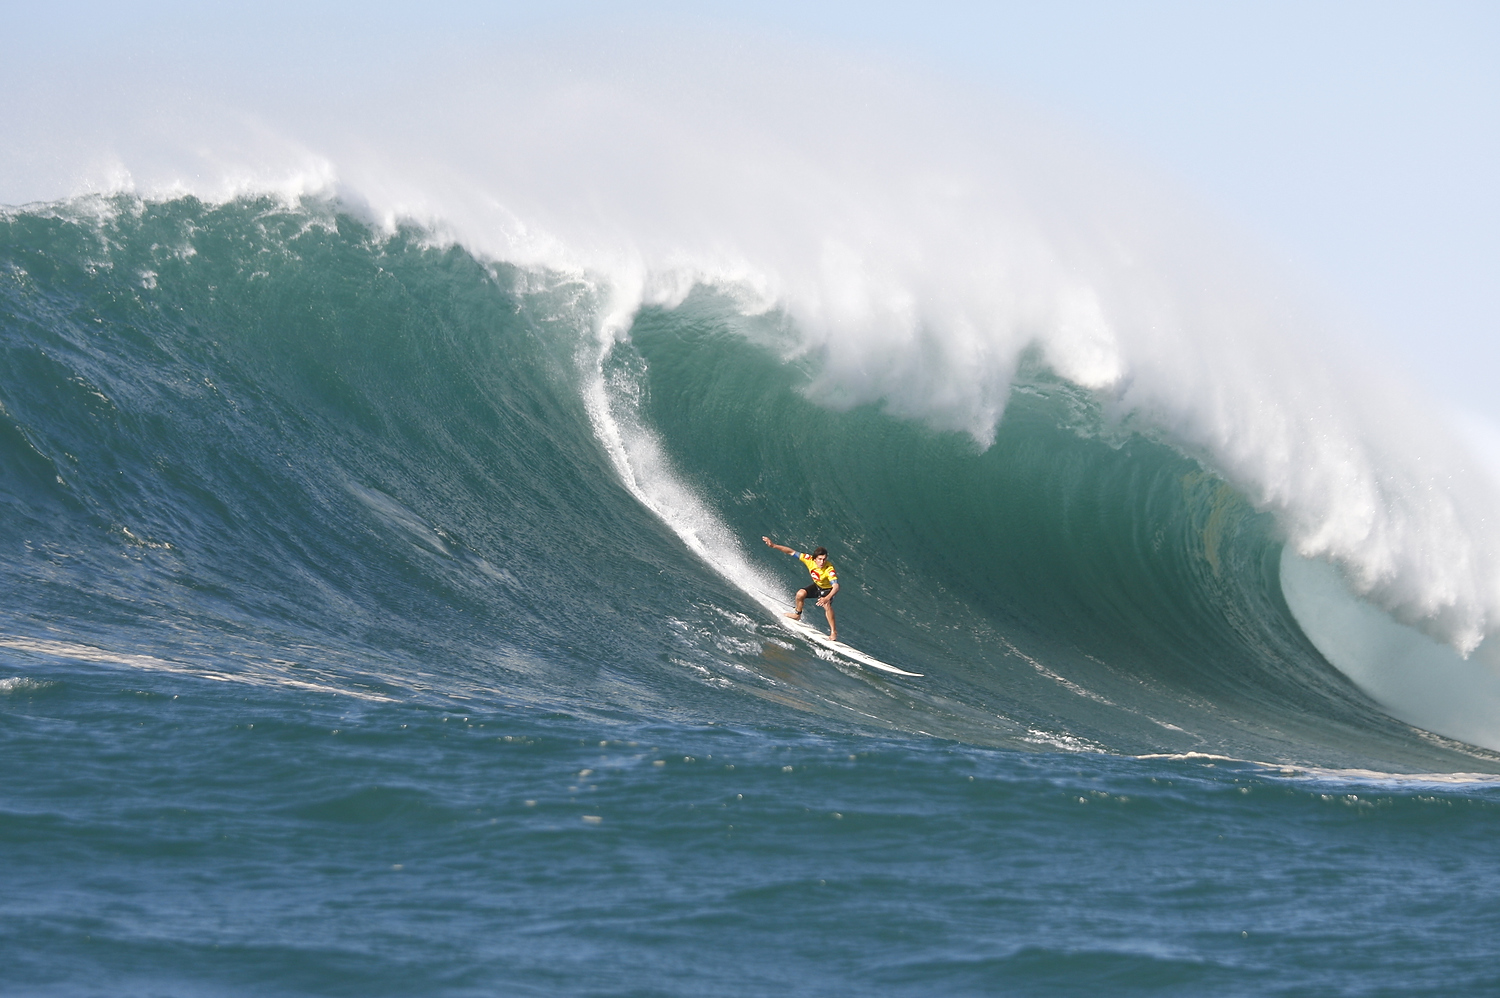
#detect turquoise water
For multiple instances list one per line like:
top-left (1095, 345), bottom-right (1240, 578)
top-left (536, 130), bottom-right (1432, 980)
top-left (3, 197), bottom-right (1499, 996)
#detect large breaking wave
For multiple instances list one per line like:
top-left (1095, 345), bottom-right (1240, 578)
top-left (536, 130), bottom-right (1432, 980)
top-left (4, 34), bottom-right (1500, 766)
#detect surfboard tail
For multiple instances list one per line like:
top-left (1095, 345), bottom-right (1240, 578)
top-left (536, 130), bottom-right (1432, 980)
top-left (780, 619), bottom-right (923, 677)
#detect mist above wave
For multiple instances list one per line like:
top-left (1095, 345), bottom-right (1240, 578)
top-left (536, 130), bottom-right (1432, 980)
top-left (4, 26), bottom-right (1498, 657)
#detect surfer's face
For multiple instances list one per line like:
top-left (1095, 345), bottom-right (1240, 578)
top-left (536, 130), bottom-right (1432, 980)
top-left (814, 554), bottom-right (826, 566)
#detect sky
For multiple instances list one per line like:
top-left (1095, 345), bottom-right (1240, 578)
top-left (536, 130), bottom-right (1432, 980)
top-left (696, 2), bottom-right (1500, 423)
top-left (4, 1), bottom-right (1497, 428)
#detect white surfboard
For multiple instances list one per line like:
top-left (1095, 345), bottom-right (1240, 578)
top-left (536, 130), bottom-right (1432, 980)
top-left (778, 616), bottom-right (923, 677)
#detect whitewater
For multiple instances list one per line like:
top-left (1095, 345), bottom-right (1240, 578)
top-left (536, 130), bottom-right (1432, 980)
top-left (4, 29), bottom-right (1500, 997)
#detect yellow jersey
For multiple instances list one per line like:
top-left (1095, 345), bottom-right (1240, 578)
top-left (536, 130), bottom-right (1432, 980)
top-left (796, 552), bottom-right (839, 590)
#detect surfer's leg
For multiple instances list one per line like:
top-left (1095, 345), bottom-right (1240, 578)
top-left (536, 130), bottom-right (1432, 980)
top-left (785, 588), bottom-right (807, 620)
top-left (824, 602), bottom-right (836, 641)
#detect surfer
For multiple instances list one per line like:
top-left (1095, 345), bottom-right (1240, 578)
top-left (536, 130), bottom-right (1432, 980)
top-left (761, 536), bottom-right (839, 640)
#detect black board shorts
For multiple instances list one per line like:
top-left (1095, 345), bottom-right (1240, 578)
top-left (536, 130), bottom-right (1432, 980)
top-left (799, 585), bottom-right (832, 600)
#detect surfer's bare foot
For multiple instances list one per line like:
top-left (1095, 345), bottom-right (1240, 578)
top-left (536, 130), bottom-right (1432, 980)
top-left (829, 632), bottom-right (837, 641)
top-left (785, 611), bottom-right (801, 620)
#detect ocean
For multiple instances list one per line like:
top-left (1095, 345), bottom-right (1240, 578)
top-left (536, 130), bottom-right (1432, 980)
top-left (2, 190), bottom-right (1499, 996)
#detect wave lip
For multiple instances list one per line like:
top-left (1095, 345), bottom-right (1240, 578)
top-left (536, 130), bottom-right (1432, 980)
top-left (1282, 551), bottom-right (1500, 752)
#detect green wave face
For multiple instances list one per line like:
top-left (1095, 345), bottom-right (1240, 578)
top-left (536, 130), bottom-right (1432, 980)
top-left (618, 293), bottom-right (1491, 769)
top-left (1, 196), bottom-right (1492, 771)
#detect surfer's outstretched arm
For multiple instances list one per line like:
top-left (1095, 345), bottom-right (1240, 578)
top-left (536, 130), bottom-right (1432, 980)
top-left (762, 536), bottom-right (796, 555)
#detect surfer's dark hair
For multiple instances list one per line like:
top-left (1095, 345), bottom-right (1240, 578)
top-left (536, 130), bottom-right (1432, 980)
top-left (812, 547), bottom-right (828, 559)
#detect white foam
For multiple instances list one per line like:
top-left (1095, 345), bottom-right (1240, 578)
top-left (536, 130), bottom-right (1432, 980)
top-left (0, 676), bottom-right (51, 694)
top-left (0, 635), bottom-right (397, 702)
top-left (1277, 767), bottom-right (1500, 787)
top-left (579, 319), bottom-right (792, 618)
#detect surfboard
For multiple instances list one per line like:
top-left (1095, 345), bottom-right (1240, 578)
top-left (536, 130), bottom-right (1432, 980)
top-left (777, 616), bottom-right (923, 677)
